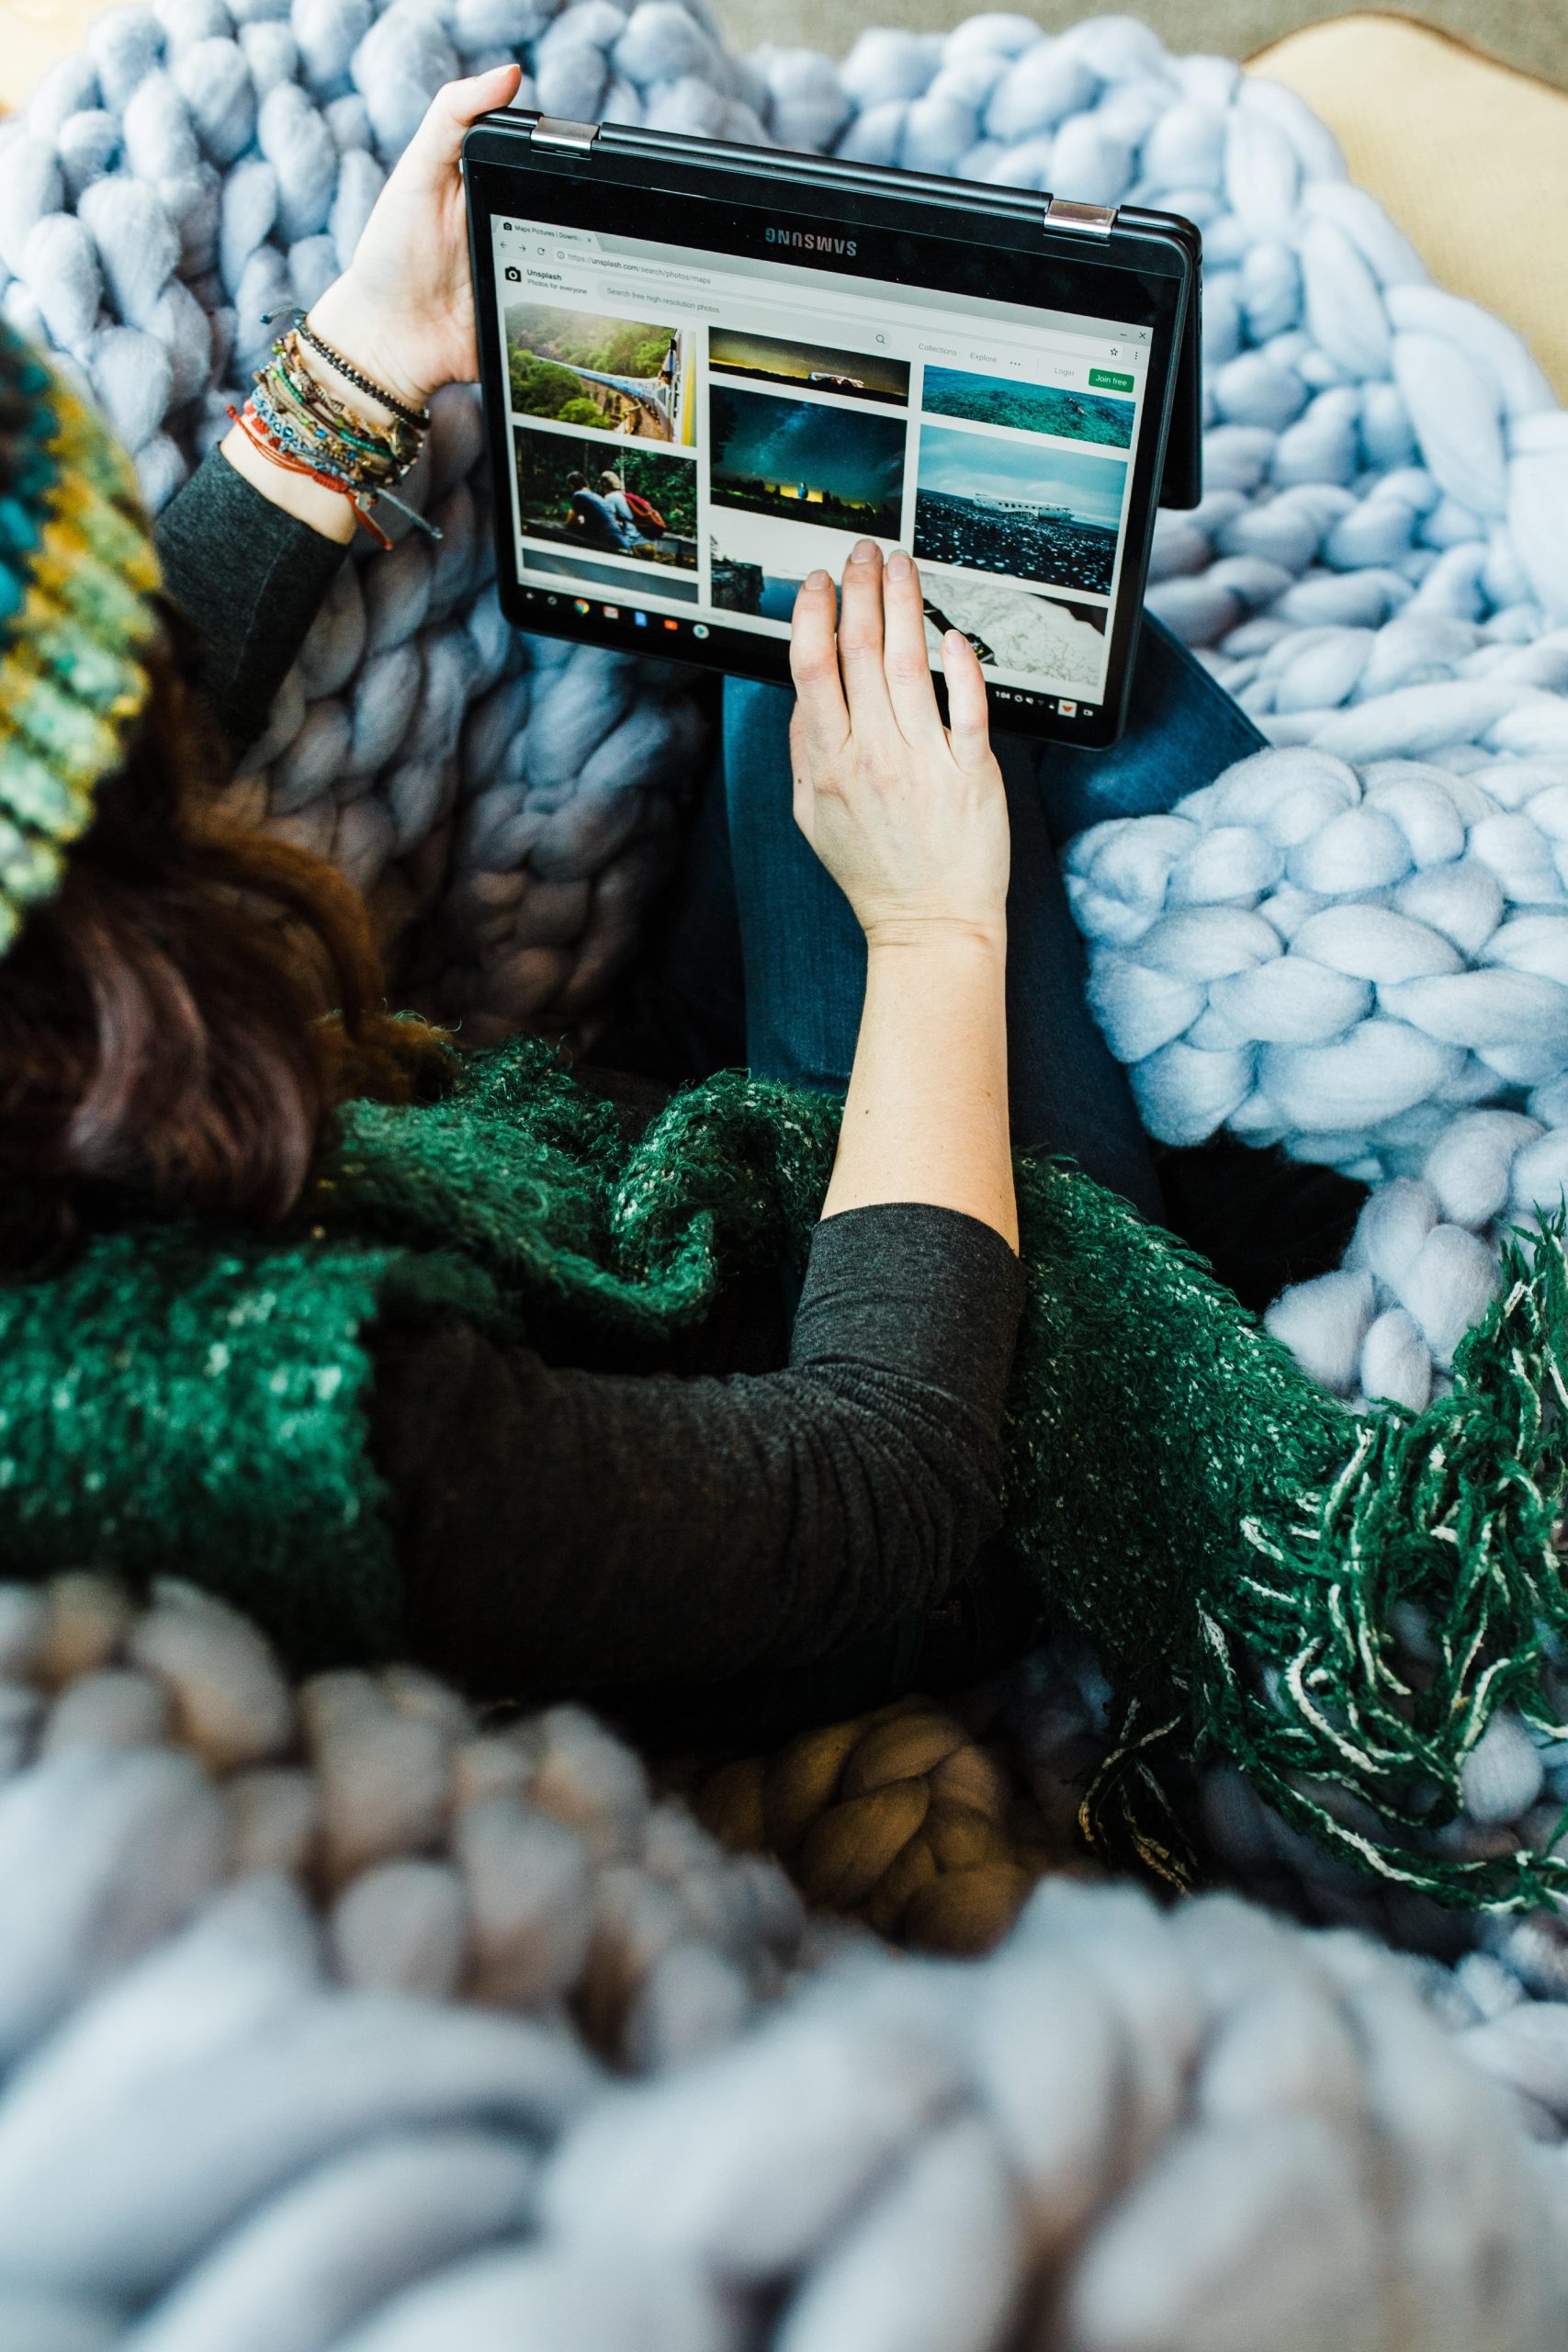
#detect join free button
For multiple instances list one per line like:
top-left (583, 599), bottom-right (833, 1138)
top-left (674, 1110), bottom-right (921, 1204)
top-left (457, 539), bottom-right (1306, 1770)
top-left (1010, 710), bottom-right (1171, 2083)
top-left (1089, 368), bottom-right (1134, 393)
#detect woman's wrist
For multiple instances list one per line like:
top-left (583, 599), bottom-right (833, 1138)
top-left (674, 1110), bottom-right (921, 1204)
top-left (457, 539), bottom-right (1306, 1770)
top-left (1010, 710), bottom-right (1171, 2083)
top-left (219, 273), bottom-right (440, 546)
top-left (863, 912), bottom-right (1008, 962)
top-left (303, 275), bottom-right (440, 421)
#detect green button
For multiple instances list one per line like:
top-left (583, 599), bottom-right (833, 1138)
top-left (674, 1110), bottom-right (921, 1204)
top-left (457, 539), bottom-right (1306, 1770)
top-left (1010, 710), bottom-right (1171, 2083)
top-left (1089, 368), bottom-right (1134, 394)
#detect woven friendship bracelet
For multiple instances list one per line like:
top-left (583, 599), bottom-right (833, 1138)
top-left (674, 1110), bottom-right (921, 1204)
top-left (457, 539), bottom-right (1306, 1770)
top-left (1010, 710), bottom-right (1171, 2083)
top-left (262, 307), bottom-right (431, 432)
top-left (266, 334), bottom-right (423, 481)
top-left (225, 400), bottom-right (399, 548)
top-left (238, 318), bottom-right (442, 545)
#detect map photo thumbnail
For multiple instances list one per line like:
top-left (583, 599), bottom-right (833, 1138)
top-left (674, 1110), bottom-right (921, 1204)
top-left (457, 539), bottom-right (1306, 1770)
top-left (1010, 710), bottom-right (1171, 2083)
top-left (912, 425), bottom-right (1125, 595)
top-left (919, 571), bottom-right (1109, 689)
top-left (506, 302), bottom-right (692, 443)
top-left (708, 386), bottom-right (905, 537)
top-left (708, 329), bottom-right (909, 406)
top-left (707, 509), bottom-right (900, 628)
top-left (515, 425), bottom-right (697, 569)
top-left (921, 365), bottom-right (1134, 449)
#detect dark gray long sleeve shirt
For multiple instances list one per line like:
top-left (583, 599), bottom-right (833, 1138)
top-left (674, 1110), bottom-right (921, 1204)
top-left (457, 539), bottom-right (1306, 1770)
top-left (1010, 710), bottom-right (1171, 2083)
top-left (154, 453), bottom-right (1032, 1723)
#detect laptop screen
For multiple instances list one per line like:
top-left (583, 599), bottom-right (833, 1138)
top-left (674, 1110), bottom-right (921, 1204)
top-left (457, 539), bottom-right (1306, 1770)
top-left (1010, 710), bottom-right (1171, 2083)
top-left (488, 210), bottom-right (1152, 722)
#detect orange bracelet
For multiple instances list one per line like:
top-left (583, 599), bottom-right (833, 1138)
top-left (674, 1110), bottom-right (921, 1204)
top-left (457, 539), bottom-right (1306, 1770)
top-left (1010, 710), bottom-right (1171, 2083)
top-left (226, 401), bottom-right (395, 549)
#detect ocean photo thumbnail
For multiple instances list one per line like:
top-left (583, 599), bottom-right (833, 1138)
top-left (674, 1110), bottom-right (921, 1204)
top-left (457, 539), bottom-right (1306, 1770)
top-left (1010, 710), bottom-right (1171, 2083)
top-left (921, 365), bottom-right (1134, 448)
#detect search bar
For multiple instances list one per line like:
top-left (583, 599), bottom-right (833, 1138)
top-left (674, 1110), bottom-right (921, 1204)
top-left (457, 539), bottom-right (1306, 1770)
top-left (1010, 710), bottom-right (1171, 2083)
top-left (551, 246), bottom-right (1135, 370)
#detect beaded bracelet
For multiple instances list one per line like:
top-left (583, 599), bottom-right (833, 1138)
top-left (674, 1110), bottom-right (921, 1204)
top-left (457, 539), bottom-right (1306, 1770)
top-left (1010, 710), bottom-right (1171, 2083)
top-left (262, 306), bottom-right (431, 433)
top-left (266, 334), bottom-right (422, 483)
top-left (236, 314), bottom-right (443, 547)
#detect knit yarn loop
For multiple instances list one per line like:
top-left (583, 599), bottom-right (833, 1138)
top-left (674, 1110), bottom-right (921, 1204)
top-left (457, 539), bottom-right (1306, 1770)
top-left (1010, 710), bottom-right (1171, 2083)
top-left (691, 1695), bottom-right (1072, 1954)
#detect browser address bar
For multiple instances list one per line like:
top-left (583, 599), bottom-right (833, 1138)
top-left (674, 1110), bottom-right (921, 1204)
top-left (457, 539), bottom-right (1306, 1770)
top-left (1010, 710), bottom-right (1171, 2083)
top-left (555, 247), bottom-right (1135, 371)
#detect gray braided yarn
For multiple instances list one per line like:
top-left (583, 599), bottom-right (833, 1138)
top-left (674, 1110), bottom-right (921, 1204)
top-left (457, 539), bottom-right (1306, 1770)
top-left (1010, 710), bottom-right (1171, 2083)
top-left (6, 1569), bottom-right (1568, 2352)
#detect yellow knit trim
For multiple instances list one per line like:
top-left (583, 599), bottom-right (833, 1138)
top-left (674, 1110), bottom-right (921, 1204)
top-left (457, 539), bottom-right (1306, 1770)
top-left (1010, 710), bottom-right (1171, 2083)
top-left (0, 350), bottom-right (163, 944)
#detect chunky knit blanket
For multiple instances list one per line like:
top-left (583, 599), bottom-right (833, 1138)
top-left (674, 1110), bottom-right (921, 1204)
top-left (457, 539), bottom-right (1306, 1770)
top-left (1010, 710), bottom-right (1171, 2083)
top-left (7, 2), bottom-right (1568, 2337)
top-left (6, 1568), bottom-right (1568, 2352)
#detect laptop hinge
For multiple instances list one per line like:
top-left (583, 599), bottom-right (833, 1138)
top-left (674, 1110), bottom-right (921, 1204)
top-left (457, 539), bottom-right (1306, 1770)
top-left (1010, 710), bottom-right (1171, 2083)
top-left (1044, 196), bottom-right (1115, 237)
top-left (531, 117), bottom-right (601, 153)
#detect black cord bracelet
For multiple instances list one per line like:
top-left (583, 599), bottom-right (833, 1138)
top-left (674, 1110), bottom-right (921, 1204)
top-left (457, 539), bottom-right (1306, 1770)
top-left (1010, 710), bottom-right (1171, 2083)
top-left (263, 309), bottom-right (431, 431)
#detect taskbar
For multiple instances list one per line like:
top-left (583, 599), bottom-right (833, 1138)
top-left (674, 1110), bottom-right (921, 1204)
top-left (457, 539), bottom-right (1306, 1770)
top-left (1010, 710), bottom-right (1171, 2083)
top-left (510, 583), bottom-right (1100, 724)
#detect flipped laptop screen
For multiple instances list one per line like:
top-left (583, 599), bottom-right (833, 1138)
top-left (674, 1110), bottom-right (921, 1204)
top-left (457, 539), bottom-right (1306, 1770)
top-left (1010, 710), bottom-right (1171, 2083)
top-left (489, 213), bottom-right (1153, 721)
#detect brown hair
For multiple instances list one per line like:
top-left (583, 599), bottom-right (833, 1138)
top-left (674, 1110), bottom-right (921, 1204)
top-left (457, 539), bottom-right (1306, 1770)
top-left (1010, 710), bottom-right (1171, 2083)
top-left (0, 605), bottom-right (448, 1274)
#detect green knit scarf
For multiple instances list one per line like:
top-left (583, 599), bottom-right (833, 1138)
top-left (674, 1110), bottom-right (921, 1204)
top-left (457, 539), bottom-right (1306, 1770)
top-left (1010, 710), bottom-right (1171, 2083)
top-left (3, 1035), bottom-right (1565, 1909)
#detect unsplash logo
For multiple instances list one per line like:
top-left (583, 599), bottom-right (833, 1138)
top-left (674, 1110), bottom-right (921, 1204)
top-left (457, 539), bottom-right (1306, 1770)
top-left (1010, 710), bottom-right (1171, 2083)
top-left (765, 226), bottom-right (858, 256)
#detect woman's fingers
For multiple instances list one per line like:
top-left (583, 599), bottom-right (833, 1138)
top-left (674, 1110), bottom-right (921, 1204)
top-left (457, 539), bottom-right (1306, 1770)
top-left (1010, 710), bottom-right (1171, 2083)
top-left (941, 628), bottom-right (994, 770)
top-left (880, 549), bottom-right (943, 745)
top-left (835, 541), bottom-right (895, 738)
top-left (789, 569), bottom-right (850, 759)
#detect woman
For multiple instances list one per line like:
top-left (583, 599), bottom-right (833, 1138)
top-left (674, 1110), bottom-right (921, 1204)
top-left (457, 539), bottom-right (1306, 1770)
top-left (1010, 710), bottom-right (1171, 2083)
top-left (0, 70), bottom-right (1366, 1748)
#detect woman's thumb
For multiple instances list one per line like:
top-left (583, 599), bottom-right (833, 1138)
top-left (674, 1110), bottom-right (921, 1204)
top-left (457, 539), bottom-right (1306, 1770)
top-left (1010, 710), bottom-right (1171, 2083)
top-left (412, 63), bottom-right (524, 170)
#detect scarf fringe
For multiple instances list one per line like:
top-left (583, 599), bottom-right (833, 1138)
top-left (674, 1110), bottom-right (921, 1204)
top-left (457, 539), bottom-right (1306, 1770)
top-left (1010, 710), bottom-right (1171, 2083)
top-left (1089, 1217), bottom-right (1568, 1909)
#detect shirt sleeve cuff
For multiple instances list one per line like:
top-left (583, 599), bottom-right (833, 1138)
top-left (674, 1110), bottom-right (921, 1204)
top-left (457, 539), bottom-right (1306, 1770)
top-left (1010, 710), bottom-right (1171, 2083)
top-left (154, 447), bottom-right (350, 751)
top-left (790, 1202), bottom-right (1026, 1427)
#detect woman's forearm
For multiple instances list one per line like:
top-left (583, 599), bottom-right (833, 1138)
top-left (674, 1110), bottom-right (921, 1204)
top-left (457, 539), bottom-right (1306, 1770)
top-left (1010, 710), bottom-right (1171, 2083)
top-left (824, 921), bottom-right (1019, 1251)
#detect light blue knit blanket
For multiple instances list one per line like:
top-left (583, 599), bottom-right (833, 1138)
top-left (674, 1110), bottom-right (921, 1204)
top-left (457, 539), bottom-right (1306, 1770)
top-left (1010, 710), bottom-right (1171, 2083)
top-left (5, 2), bottom-right (1568, 1396)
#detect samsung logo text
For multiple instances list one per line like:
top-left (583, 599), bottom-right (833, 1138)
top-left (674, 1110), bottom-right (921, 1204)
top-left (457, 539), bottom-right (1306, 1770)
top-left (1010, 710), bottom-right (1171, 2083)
top-left (765, 227), bottom-right (858, 255)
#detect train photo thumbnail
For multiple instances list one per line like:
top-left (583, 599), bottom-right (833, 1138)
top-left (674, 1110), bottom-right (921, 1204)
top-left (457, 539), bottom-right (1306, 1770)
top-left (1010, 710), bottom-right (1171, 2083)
top-left (506, 302), bottom-right (692, 443)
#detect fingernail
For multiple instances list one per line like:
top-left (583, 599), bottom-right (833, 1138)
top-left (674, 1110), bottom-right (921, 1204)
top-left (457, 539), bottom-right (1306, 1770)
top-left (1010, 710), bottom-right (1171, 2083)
top-left (848, 538), bottom-right (878, 563)
top-left (801, 569), bottom-right (828, 590)
top-left (886, 548), bottom-right (911, 579)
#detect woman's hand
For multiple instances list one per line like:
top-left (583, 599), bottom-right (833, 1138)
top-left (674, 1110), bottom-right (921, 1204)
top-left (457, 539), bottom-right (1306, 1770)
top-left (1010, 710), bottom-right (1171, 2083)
top-left (220, 65), bottom-right (519, 539)
top-left (789, 541), bottom-right (1010, 949)
top-left (307, 62), bottom-right (524, 416)
top-left (796, 545), bottom-right (1018, 1246)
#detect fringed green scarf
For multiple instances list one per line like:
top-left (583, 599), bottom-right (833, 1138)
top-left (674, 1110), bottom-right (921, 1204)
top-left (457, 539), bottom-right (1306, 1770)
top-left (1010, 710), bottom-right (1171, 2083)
top-left (1, 1035), bottom-right (1563, 1908)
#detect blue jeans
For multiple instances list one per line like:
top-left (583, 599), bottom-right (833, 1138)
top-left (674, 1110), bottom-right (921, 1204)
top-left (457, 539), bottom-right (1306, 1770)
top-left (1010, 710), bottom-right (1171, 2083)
top-left (635, 616), bottom-right (1265, 1228)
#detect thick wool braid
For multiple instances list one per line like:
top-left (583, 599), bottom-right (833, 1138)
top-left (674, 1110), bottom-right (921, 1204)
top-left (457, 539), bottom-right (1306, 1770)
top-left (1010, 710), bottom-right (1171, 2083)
top-left (4, 1567), bottom-right (1568, 2352)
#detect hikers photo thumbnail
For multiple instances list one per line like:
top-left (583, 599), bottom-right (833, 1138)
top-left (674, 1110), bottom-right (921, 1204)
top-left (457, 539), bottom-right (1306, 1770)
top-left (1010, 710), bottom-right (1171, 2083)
top-left (912, 424), bottom-right (1126, 595)
top-left (514, 426), bottom-right (698, 568)
top-left (708, 386), bottom-right (905, 537)
top-left (707, 329), bottom-right (910, 407)
top-left (921, 364), bottom-right (1134, 449)
top-left (505, 303), bottom-right (693, 444)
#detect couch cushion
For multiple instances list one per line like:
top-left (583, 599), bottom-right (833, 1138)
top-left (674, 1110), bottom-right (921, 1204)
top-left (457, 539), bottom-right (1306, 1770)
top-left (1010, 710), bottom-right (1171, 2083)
top-left (1249, 10), bottom-right (1568, 400)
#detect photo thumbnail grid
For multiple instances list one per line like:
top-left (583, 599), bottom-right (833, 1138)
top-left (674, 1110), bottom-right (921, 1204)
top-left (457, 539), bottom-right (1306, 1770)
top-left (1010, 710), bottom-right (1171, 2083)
top-left (497, 266), bottom-right (1143, 696)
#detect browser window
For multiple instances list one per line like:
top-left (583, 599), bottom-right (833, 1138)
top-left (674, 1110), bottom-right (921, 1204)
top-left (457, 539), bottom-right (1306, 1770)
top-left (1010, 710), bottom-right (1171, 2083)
top-left (490, 214), bottom-right (1151, 707)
